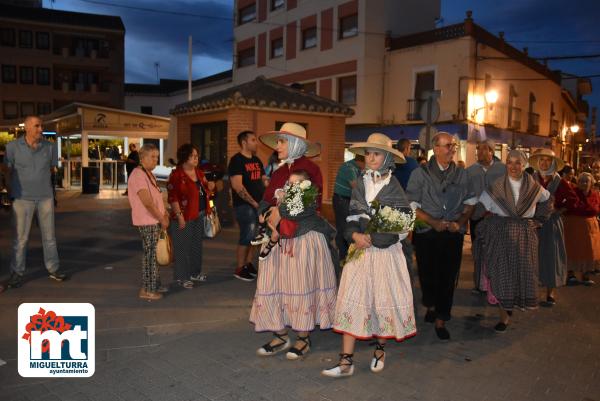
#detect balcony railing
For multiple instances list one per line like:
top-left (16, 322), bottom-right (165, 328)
top-left (407, 99), bottom-right (423, 121)
top-left (528, 112), bottom-right (540, 134)
top-left (509, 107), bottom-right (522, 130)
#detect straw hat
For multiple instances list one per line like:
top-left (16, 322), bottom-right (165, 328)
top-left (348, 133), bottom-right (406, 163)
top-left (259, 122), bottom-right (321, 157)
top-left (528, 148), bottom-right (565, 171)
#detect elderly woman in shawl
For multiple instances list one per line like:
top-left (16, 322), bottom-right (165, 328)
top-left (528, 149), bottom-right (568, 305)
top-left (476, 150), bottom-right (551, 332)
top-left (250, 123), bottom-right (337, 361)
top-left (321, 133), bottom-right (416, 378)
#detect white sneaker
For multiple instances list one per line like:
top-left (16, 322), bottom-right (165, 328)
top-left (370, 344), bottom-right (385, 373)
top-left (370, 354), bottom-right (385, 373)
top-left (321, 364), bottom-right (354, 378)
top-left (321, 354), bottom-right (354, 378)
top-left (256, 335), bottom-right (291, 356)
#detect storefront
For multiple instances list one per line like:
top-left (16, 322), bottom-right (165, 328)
top-left (42, 103), bottom-right (170, 189)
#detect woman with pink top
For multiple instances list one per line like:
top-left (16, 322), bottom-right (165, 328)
top-left (127, 143), bottom-right (170, 301)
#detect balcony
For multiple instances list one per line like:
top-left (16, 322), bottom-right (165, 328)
top-left (406, 99), bottom-right (423, 121)
top-left (527, 112), bottom-right (540, 134)
top-left (509, 107), bottom-right (522, 130)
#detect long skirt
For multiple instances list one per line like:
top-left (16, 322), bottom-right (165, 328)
top-left (563, 215), bottom-right (600, 272)
top-left (477, 216), bottom-right (539, 311)
top-left (333, 241), bottom-right (416, 341)
top-left (538, 212), bottom-right (567, 288)
top-left (250, 231), bottom-right (337, 332)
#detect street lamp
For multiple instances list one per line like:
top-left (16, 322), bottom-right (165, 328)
top-left (569, 124), bottom-right (581, 169)
top-left (471, 90), bottom-right (499, 121)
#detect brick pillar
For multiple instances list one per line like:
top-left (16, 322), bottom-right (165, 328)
top-left (227, 108), bottom-right (256, 161)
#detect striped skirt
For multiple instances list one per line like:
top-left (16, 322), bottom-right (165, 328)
top-left (478, 216), bottom-right (539, 311)
top-left (250, 231), bottom-right (337, 332)
top-left (333, 242), bottom-right (417, 341)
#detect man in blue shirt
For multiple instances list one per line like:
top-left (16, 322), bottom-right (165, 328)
top-left (4, 115), bottom-right (68, 288)
top-left (393, 139), bottom-right (419, 281)
top-left (393, 139), bottom-right (419, 190)
top-left (332, 155), bottom-right (364, 266)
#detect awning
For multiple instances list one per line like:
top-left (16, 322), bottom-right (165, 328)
top-left (467, 123), bottom-right (553, 148)
top-left (43, 102), bottom-right (170, 139)
top-left (41, 102), bottom-right (170, 167)
top-left (345, 123), bottom-right (467, 143)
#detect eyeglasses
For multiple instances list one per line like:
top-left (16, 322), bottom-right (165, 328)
top-left (436, 143), bottom-right (458, 150)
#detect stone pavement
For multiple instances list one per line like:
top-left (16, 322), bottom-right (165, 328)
top-left (0, 190), bottom-right (599, 401)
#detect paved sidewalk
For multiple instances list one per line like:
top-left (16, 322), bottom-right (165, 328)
top-left (0, 191), bottom-right (599, 401)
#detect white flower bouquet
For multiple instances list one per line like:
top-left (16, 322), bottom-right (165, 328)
top-left (282, 180), bottom-right (319, 216)
top-left (344, 200), bottom-right (416, 265)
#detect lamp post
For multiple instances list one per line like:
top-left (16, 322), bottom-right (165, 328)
top-left (569, 124), bottom-right (580, 169)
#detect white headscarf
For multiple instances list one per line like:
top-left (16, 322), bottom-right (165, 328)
top-left (278, 134), bottom-right (308, 165)
top-left (363, 149), bottom-right (396, 180)
top-left (539, 159), bottom-right (557, 176)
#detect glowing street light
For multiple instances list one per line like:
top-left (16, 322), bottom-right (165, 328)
top-left (485, 90), bottom-right (499, 105)
top-left (570, 124), bottom-right (580, 133)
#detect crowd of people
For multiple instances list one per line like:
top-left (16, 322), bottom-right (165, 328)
top-left (3, 115), bottom-right (600, 379)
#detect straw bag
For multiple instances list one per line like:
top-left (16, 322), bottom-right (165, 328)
top-left (204, 207), bottom-right (221, 238)
top-left (156, 230), bottom-right (173, 266)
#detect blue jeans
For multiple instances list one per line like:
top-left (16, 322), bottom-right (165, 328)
top-left (10, 198), bottom-right (60, 275)
top-left (234, 204), bottom-right (258, 246)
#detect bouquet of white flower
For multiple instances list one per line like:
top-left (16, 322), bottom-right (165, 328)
top-left (344, 200), bottom-right (416, 265)
top-left (282, 180), bottom-right (319, 216)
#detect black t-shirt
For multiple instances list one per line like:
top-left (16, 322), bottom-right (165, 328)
top-left (227, 153), bottom-right (265, 207)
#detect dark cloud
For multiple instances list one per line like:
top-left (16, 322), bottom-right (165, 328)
top-left (44, 0), bottom-right (233, 83)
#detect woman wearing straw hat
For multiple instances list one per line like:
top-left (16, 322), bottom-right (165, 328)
top-left (528, 149), bottom-right (568, 305)
top-left (250, 122), bottom-right (337, 360)
top-left (321, 133), bottom-right (416, 378)
top-left (477, 150), bottom-right (551, 332)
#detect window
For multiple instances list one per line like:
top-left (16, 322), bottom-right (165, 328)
top-left (414, 71), bottom-right (435, 100)
top-left (21, 102), bottom-right (35, 117)
top-left (1, 28), bottom-right (16, 46)
top-left (302, 81), bottom-right (317, 95)
top-left (302, 27), bottom-right (317, 49)
top-left (19, 30), bottom-right (33, 48)
top-left (141, 106), bottom-right (153, 115)
top-left (36, 32), bottom-right (50, 49)
top-left (38, 102), bottom-right (52, 115)
top-left (271, 0), bottom-right (284, 11)
top-left (338, 75), bottom-right (357, 105)
top-left (1, 65), bottom-right (17, 83)
top-left (238, 3), bottom-right (256, 25)
top-left (271, 37), bottom-right (283, 58)
top-left (3, 102), bottom-right (18, 119)
top-left (237, 47), bottom-right (255, 67)
top-left (339, 14), bottom-right (358, 39)
top-left (20, 66), bottom-right (34, 84)
top-left (36, 68), bottom-right (50, 85)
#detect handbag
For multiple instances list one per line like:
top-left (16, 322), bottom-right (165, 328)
top-left (156, 230), bottom-right (173, 266)
top-left (204, 207), bottom-right (221, 238)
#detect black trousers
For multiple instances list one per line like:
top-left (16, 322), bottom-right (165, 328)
top-left (469, 218), bottom-right (483, 288)
top-left (413, 230), bottom-right (464, 321)
top-left (332, 193), bottom-right (351, 264)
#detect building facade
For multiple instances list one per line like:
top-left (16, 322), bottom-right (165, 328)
top-left (233, 0), bottom-right (441, 125)
top-left (351, 12), bottom-right (591, 166)
top-left (0, 4), bottom-right (125, 129)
